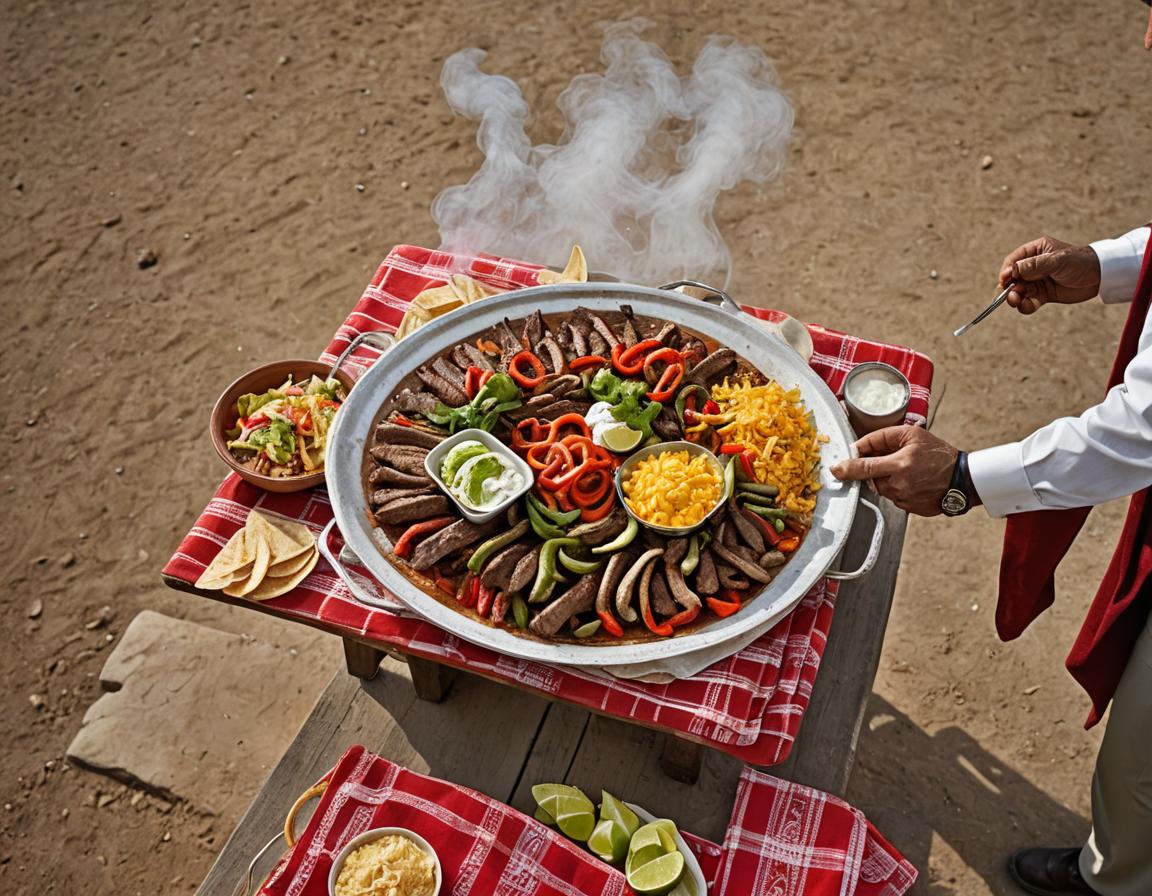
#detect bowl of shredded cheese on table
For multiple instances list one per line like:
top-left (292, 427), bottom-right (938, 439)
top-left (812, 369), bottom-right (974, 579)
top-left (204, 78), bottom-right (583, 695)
top-left (328, 827), bottom-right (441, 896)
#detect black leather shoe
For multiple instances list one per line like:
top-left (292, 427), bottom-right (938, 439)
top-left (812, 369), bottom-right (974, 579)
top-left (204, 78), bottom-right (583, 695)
top-left (1007, 848), bottom-right (1099, 895)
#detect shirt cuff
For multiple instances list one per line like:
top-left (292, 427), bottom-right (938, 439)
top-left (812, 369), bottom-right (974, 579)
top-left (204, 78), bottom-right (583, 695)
top-left (968, 442), bottom-right (1043, 517)
top-left (1090, 226), bottom-right (1150, 304)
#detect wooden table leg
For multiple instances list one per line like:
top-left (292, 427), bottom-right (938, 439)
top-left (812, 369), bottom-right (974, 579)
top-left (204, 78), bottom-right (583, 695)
top-left (343, 638), bottom-right (385, 681)
top-left (407, 655), bottom-right (457, 703)
top-left (660, 734), bottom-right (703, 784)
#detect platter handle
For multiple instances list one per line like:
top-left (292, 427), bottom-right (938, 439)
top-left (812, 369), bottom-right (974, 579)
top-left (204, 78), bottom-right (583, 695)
top-left (318, 519), bottom-right (411, 614)
top-left (658, 280), bottom-right (743, 317)
top-left (327, 330), bottom-right (396, 382)
top-left (236, 781), bottom-right (328, 896)
top-left (825, 496), bottom-right (884, 581)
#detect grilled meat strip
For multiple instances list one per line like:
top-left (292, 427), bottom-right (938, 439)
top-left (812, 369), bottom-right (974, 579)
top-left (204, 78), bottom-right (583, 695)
top-left (685, 348), bottom-right (737, 387)
top-left (587, 330), bottom-right (609, 357)
top-left (369, 444), bottom-right (429, 476)
top-left (374, 422), bottom-right (445, 449)
top-left (616, 548), bottom-right (662, 623)
top-left (373, 494), bottom-right (452, 526)
top-left (652, 413), bottom-right (682, 442)
top-left (587, 311), bottom-right (619, 347)
top-left (651, 568), bottom-right (678, 617)
top-left (409, 517), bottom-right (503, 571)
top-left (480, 542), bottom-right (533, 591)
top-left (369, 465), bottom-right (435, 489)
top-left (695, 546), bottom-right (720, 595)
top-left (416, 366), bottom-right (468, 406)
top-left (508, 545), bottom-right (542, 593)
top-left (534, 399), bottom-right (592, 419)
top-left (715, 562), bottom-right (750, 591)
top-left (569, 507), bottom-right (629, 546)
top-left (395, 389), bottom-right (440, 417)
top-left (540, 373), bottom-right (581, 398)
top-left (432, 357), bottom-right (466, 388)
top-left (620, 305), bottom-right (640, 347)
top-left (596, 550), bottom-right (633, 626)
top-left (730, 504), bottom-right (766, 554)
top-left (566, 321), bottom-right (588, 357)
top-left (371, 485), bottom-right (435, 506)
top-left (712, 529), bottom-right (774, 584)
top-left (537, 336), bottom-right (565, 374)
top-left (452, 343), bottom-right (493, 372)
top-left (522, 310), bottom-right (545, 349)
top-left (530, 572), bottom-right (601, 637)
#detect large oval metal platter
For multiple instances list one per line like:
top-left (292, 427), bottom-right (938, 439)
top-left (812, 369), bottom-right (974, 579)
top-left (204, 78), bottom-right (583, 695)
top-left (326, 282), bottom-right (859, 667)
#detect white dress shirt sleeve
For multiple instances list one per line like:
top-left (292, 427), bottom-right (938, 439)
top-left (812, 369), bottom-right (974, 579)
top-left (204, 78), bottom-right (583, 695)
top-left (968, 226), bottom-right (1152, 517)
top-left (1091, 226), bottom-right (1150, 304)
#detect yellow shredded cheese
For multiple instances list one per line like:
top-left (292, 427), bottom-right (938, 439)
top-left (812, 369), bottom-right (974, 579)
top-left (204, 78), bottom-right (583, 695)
top-left (710, 377), bottom-right (825, 514)
top-left (623, 450), bottom-right (722, 528)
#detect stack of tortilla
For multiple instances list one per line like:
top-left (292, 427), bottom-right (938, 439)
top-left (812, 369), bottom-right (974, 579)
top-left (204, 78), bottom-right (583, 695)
top-left (394, 245), bottom-right (588, 340)
top-left (194, 511), bottom-right (318, 600)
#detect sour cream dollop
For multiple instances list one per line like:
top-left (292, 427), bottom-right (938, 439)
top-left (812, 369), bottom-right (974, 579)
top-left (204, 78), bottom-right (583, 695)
top-left (442, 446), bottom-right (524, 511)
top-left (846, 370), bottom-right (907, 415)
top-left (585, 401), bottom-right (627, 447)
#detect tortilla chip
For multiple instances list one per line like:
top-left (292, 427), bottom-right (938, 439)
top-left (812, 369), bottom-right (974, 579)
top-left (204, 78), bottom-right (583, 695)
top-left (537, 245), bottom-right (588, 284)
top-left (195, 528), bottom-right (256, 590)
top-left (249, 511), bottom-right (314, 564)
top-left (242, 549), bottom-right (320, 601)
top-left (395, 304), bottom-right (433, 340)
top-left (267, 546), bottom-right (316, 578)
top-left (414, 284), bottom-right (464, 311)
top-left (222, 532), bottom-right (271, 597)
top-left (451, 274), bottom-right (497, 304)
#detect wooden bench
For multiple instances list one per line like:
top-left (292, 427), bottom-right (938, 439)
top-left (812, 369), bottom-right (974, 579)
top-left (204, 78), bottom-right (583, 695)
top-left (196, 490), bottom-right (906, 895)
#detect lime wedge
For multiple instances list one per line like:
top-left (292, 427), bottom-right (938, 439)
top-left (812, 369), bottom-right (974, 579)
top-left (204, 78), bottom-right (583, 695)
top-left (441, 441), bottom-right (488, 483)
top-left (534, 806), bottom-right (556, 826)
top-left (600, 791), bottom-right (640, 838)
top-left (626, 850), bottom-right (686, 895)
top-left (626, 843), bottom-right (667, 877)
top-left (532, 783), bottom-right (596, 842)
top-left (650, 819), bottom-right (679, 854)
top-left (627, 823), bottom-right (670, 860)
top-left (588, 818), bottom-right (631, 863)
top-left (600, 423), bottom-right (644, 454)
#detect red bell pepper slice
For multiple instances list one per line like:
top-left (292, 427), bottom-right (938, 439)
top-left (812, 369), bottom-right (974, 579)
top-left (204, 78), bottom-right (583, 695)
top-left (568, 354), bottom-right (608, 372)
top-left (706, 597), bottom-right (742, 618)
top-left (598, 609), bottom-right (624, 638)
top-left (739, 449), bottom-right (757, 481)
top-left (509, 350), bottom-right (546, 389)
top-left (641, 597), bottom-right (674, 637)
top-left (611, 338), bottom-right (662, 376)
top-left (740, 507), bottom-right (781, 546)
top-left (477, 584), bottom-right (497, 617)
top-left (393, 517), bottom-right (455, 558)
top-left (666, 605), bottom-right (701, 628)
top-left (719, 443), bottom-right (746, 455)
top-left (646, 363), bottom-right (684, 403)
top-left (702, 399), bottom-right (721, 415)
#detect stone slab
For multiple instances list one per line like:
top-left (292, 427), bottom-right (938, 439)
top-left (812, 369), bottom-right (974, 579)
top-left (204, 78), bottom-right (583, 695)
top-left (67, 610), bottom-right (330, 817)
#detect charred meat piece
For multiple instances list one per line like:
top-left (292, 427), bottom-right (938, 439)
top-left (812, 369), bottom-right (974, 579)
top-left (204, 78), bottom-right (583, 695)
top-left (480, 542), bottom-right (533, 591)
top-left (663, 539), bottom-right (703, 610)
top-left (374, 422), bottom-right (446, 449)
top-left (416, 366), bottom-right (468, 407)
top-left (521, 310), bottom-right (545, 350)
top-left (537, 336), bottom-right (565, 374)
top-left (695, 546), bottom-right (720, 595)
top-left (369, 444), bottom-right (429, 476)
top-left (497, 318), bottom-right (523, 368)
top-left (664, 537), bottom-right (690, 566)
top-left (395, 389), bottom-right (440, 417)
top-left (620, 305), bottom-right (640, 347)
top-left (373, 494), bottom-right (452, 526)
top-left (588, 312), bottom-right (619, 347)
top-left (652, 413), bottom-right (682, 442)
top-left (409, 517), bottom-right (503, 571)
top-left (596, 550), bottom-right (633, 627)
top-left (715, 562), bottom-right (750, 591)
top-left (371, 485), bottom-right (435, 506)
top-left (651, 567), bottom-right (678, 617)
top-left (452, 343), bottom-right (494, 372)
top-left (507, 394), bottom-right (556, 419)
top-left (587, 330), bottom-right (609, 357)
top-left (654, 322), bottom-right (680, 347)
top-left (730, 505), bottom-right (766, 554)
top-left (508, 545), bottom-right (542, 593)
top-left (534, 399), bottom-right (592, 418)
top-left (569, 507), bottom-right (629, 546)
top-left (432, 357), bottom-right (466, 388)
top-left (616, 548), bottom-right (662, 623)
top-left (760, 549), bottom-right (787, 569)
top-left (566, 321), bottom-right (588, 357)
top-left (685, 348), bottom-right (737, 387)
top-left (530, 571), bottom-right (602, 637)
top-left (681, 336), bottom-right (707, 363)
top-left (712, 538), bottom-right (774, 584)
top-left (540, 373), bottom-right (581, 398)
top-left (369, 465), bottom-right (435, 489)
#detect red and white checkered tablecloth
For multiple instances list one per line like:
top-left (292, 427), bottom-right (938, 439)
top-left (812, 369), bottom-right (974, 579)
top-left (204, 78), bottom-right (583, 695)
top-left (260, 745), bottom-right (914, 896)
top-left (163, 244), bottom-right (934, 767)
top-left (713, 766), bottom-right (918, 895)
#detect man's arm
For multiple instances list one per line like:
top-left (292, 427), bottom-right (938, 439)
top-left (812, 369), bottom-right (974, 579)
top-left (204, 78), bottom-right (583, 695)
top-left (1090, 226), bottom-right (1150, 303)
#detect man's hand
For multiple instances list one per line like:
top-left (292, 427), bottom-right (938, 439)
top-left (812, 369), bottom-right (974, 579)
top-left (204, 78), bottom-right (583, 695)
top-left (830, 426), bottom-right (960, 517)
top-left (997, 236), bottom-right (1101, 315)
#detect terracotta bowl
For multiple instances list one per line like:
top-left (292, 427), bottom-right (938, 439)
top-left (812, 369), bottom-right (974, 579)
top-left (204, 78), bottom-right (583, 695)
top-left (209, 359), bottom-right (355, 494)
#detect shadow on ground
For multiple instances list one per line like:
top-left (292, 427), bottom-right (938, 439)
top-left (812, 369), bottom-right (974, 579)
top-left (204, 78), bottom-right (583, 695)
top-left (847, 696), bottom-right (1089, 895)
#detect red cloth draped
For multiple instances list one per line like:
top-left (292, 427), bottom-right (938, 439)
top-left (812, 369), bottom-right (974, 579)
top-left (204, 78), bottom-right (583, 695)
top-left (997, 238), bottom-right (1152, 727)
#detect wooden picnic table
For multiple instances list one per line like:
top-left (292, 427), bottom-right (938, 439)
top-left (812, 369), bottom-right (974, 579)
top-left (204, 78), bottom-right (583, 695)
top-left (185, 486), bottom-right (906, 895)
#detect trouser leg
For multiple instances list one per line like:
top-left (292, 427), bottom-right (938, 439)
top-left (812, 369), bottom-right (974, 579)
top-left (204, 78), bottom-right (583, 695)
top-left (1079, 613), bottom-right (1152, 896)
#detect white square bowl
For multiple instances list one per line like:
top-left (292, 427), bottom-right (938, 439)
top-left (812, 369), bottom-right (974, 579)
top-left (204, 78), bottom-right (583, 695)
top-left (423, 428), bottom-right (533, 524)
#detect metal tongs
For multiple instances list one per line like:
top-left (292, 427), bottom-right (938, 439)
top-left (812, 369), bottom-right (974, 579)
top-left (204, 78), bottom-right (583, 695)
top-left (954, 282), bottom-right (1015, 337)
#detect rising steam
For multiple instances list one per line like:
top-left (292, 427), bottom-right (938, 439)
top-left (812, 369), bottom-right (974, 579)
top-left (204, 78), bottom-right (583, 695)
top-left (431, 21), bottom-right (794, 287)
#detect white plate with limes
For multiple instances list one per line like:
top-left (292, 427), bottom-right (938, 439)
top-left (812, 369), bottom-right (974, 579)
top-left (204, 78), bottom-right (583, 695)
top-left (626, 804), bottom-right (706, 896)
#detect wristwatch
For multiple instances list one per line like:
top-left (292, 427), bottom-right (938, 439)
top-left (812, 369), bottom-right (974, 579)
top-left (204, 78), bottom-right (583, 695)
top-left (941, 451), bottom-right (977, 517)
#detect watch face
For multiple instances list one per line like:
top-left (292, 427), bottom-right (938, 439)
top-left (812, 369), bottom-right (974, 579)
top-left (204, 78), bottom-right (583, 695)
top-left (941, 488), bottom-right (968, 516)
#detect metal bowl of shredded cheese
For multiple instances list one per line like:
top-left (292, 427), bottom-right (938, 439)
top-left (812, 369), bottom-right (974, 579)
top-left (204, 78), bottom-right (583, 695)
top-left (616, 441), bottom-right (731, 535)
top-left (328, 828), bottom-right (441, 896)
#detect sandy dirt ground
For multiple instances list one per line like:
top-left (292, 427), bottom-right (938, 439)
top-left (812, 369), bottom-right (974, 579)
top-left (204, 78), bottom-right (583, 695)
top-left (2, 0), bottom-right (1149, 892)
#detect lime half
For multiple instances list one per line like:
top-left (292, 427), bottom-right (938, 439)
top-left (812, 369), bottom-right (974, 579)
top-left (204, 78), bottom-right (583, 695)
top-left (627, 850), bottom-right (686, 896)
top-left (600, 424), bottom-right (644, 454)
